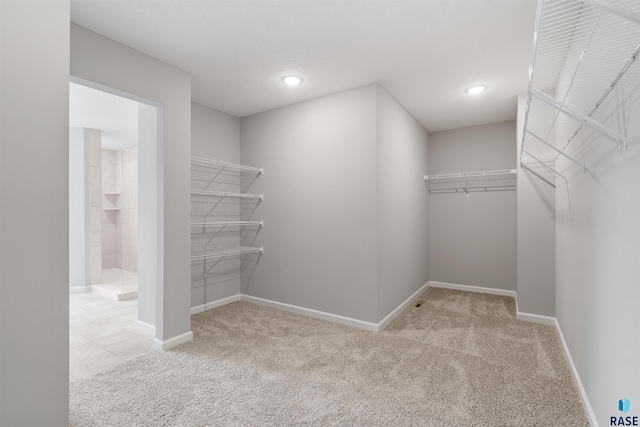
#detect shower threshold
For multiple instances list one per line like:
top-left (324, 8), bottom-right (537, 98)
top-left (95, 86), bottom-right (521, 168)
top-left (92, 268), bottom-right (138, 301)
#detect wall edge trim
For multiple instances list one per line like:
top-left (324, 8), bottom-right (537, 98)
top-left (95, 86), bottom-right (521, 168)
top-left (552, 318), bottom-right (599, 427)
top-left (134, 320), bottom-right (156, 337)
top-left (191, 294), bottom-right (242, 315)
top-left (153, 331), bottom-right (193, 350)
top-left (377, 283), bottom-right (429, 331)
top-left (428, 281), bottom-right (517, 297)
top-left (515, 311), bottom-right (556, 325)
top-left (191, 288), bottom-right (434, 333)
top-left (241, 295), bottom-right (379, 332)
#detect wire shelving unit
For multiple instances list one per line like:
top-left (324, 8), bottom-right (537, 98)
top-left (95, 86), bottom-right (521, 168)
top-left (190, 156), bottom-right (263, 311)
top-left (424, 169), bottom-right (517, 194)
top-left (520, 0), bottom-right (640, 187)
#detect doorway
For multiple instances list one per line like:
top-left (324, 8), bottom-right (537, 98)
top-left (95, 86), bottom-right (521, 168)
top-left (68, 81), bottom-right (158, 379)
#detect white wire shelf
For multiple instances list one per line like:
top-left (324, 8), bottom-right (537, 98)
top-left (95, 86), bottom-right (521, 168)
top-left (520, 0), bottom-right (640, 186)
top-left (424, 169), bottom-right (517, 194)
top-left (191, 156), bottom-right (263, 175)
top-left (191, 246), bottom-right (263, 261)
top-left (190, 155), bottom-right (264, 302)
top-left (191, 221), bottom-right (263, 228)
top-left (191, 190), bottom-right (263, 201)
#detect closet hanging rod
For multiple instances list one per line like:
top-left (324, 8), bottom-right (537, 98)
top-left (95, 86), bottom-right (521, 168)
top-left (190, 156), bottom-right (263, 175)
top-left (191, 190), bottom-right (264, 200)
top-left (190, 246), bottom-right (263, 261)
top-left (521, 150), bottom-right (568, 182)
top-left (429, 187), bottom-right (516, 195)
top-left (524, 129), bottom-right (584, 172)
top-left (424, 169), bottom-right (516, 182)
top-left (520, 163), bottom-right (556, 188)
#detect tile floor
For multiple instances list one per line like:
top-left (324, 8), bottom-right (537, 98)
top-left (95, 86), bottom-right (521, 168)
top-left (70, 291), bottom-right (154, 380)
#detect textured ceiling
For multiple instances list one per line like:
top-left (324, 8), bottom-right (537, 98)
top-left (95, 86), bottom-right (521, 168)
top-left (70, 0), bottom-right (537, 133)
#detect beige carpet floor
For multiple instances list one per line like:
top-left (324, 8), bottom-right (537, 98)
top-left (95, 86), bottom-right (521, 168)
top-left (69, 287), bottom-right (589, 426)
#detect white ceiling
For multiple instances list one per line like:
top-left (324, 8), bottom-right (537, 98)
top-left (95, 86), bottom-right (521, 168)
top-left (70, 0), bottom-right (537, 133)
top-left (69, 82), bottom-right (139, 150)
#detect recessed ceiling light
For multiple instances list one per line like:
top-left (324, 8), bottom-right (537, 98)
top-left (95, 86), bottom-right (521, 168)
top-left (465, 85), bottom-right (487, 94)
top-left (282, 75), bottom-right (303, 86)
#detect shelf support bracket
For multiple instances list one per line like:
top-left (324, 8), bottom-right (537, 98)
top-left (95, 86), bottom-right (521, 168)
top-left (204, 164), bottom-right (227, 191)
top-left (531, 88), bottom-right (626, 152)
top-left (203, 198), bottom-right (224, 222)
top-left (204, 225), bottom-right (226, 249)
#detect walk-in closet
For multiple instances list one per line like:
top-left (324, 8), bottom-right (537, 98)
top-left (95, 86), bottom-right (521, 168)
top-left (2, 0), bottom-right (639, 425)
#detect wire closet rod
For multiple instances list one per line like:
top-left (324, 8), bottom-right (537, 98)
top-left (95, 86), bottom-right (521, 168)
top-left (191, 156), bottom-right (263, 175)
top-left (191, 190), bottom-right (264, 200)
top-left (424, 169), bottom-right (517, 181)
top-left (429, 187), bottom-right (516, 194)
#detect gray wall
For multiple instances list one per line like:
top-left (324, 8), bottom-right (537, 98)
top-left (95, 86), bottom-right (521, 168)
top-left (71, 24), bottom-right (192, 343)
top-left (240, 85), bottom-right (379, 322)
top-left (376, 86), bottom-right (430, 319)
top-left (553, 21), bottom-right (640, 425)
top-left (192, 102), bottom-right (240, 162)
top-left (428, 121), bottom-right (517, 290)
top-left (516, 94), bottom-right (555, 316)
top-left (191, 102), bottom-right (243, 306)
top-left (0, 1), bottom-right (70, 425)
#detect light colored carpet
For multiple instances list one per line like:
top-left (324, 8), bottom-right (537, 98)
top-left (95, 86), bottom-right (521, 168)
top-left (69, 287), bottom-right (589, 426)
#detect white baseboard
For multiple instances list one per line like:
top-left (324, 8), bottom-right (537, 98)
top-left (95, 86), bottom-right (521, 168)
top-left (428, 281), bottom-right (517, 298)
top-left (419, 280), bottom-right (597, 425)
top-left (241, 294), bottom-right (379, 332)
top-left (153, 331), bottom-right (193, 351)
top-left (191, 294), bottom-right (242, 315)
top-left (186, 280), bottom-right (595, 426)
top-left (191, 286), bottom-right (429, 333)
top-left (69, 285), bottom-right (92, 293)
top-left (515, 311), bottom-right (556, 325)
top-left (134, 320), bottom-right (155, 337)
top-left (554, 318), bottom-right (598, 427)
top-left (377, 283), bottom-right (429, 331)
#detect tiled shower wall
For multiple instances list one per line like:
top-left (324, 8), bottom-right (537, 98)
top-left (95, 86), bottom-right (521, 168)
top-left (121, 146), bottom-right (138, 272)
top-left (101, 149), bottom-right (119, 269)
top-left (88, 129), bottom-right (102, 284)
top-left (100, 146), bottom-right (138, 273)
